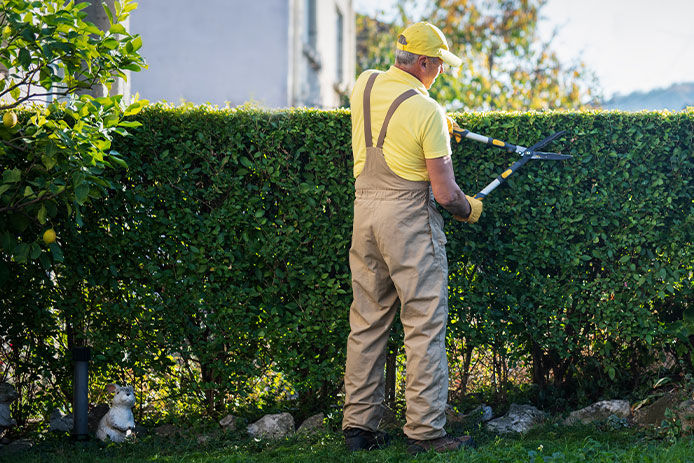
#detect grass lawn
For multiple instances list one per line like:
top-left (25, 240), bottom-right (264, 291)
top-left (5, 424), bottom-right (694, 463)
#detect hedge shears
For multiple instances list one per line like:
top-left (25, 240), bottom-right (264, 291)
top-left (448, 119), bottom-right (571, 200)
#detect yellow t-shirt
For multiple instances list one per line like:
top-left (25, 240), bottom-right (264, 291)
top-left (351, 66), bottom-right (451, 181)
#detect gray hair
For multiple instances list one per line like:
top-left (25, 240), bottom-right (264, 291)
top-left (395, 49), bottom-right (442, 67)
top-left (395, 49), bottom-right (419, 66)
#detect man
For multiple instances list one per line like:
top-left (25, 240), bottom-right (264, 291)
top-left (342, 22), bottom-right (483, 455)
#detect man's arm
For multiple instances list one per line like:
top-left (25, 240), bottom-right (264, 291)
top-left (426, 155), bottom-right (471, 218)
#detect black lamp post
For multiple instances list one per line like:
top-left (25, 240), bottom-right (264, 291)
top-left (71, 346), bottom-right (91, 441)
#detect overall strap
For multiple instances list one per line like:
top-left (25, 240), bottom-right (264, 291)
top-left (362, 72), bottom-right (379, 148)
top-left (376, 89), bottom-right (418, 149)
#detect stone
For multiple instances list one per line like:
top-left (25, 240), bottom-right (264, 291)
top-left (0, 383), bottom-right (18, 430)
top-left (467, 405), bottom-right (493, 423)
top-left (154, 423), bottom-right (181, 437)
top-left (445, 404), bottom-right (464, 424)
top-left (676, 399), bottom-right (694, 432)
top-left (563, 400), bottom-right (631, 426)
top-left (297, 413), bottom-right (325, 435)
top-left (633, 391), bottom-right (684, 427)
top-left (446, 404), bottom-right (494, 427)
top-left (247, 413), bottom-right (295, 440)
top-left (446, 404), bottom-right (492, 427)
top-left (0, 438), bottom-right (32, 456)
top-left (219, 414), bottom-right (237, 432)
top-left (486, 404), bottom-right (545, 434)
top-left (0, 404), bottom-right (15, 429)
top-left (0, 384), bottom-right (18, 404)
top-left (49, 409), bottom-right (74, 433)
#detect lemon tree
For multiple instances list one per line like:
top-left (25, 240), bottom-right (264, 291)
top-left (0, 0), bottom-right (147, 270)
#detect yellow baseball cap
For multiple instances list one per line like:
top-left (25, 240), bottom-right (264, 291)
top-left (396, 22), bottom-right (462, 68)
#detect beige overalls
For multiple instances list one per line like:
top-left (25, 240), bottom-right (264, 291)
top-left (343, 72), bottom-right (449, 440)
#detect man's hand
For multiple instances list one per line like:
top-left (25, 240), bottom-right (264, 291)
top-left (447, 116), bottom-right (463, 143)
top-left (453, 195), bottom-right (483, 223)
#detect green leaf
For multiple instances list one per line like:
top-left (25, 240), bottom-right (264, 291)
top-left (123, 99), bottom-right (148, 116)
top-left (0, 231), bottom-right (14, 253)
top-left (39, 252), bottom-right (51, 270)
top-left (109, 154), bottom-right (128, 168)
top-left (37, 204), bottom-right (47, 224)
top-left (20, 27), bottom-right (35, 42)
top-left (42, 155), bottom-right (57, 171)
top-left (8, 213), bottom-right (29, 232)
top-left (14, 243), bottom-right (29, 263)
top-left (109, 23), bottom-right (127, 35)
top-left (72, 172), bottom-right (85, 187)
top-left (102, 2), bottom-right (115, 24)
top-left (45, 200), bottom-right (57, 218)
top-left (39, 65), bottom-right (54, 89)
top-left (102, 37), bottom-right (119, 50)
top-left (117, 120), bottom-right (141, 128)
top-left (74, 183), bottom-right (89, 205)
top-left (130, 35), bottom-right (142, 51)
top-left (103, 113), bottom-right (119, 127)
top-left (18, 48), bottom-right (31, 68)
top-left (2, 168), bottom-right (21, 183)
top-left (29, 242), bottom-right (41, 260)
top-left (121, 63), bottom-right (142, 72)
top-left (49, 243), bottom-right (63, 262)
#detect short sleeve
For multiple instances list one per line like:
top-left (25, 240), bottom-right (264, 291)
top-left (420, 103), bottom-right (452, 159)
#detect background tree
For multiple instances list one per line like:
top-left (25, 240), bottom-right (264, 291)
top-left (0, 0), bottom-right (147, 273)
top-left (356, 0), bottom-right (600, 111)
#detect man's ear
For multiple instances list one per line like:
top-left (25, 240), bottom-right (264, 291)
top-left (418, 55), bottom-right (429, 68)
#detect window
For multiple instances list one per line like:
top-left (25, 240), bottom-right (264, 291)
top-left (336, 7), bottom-right (344, 82)
top-left (306, 0), bottom-right (317, 49)
top-left (303, 0), bottom-right (321, 71)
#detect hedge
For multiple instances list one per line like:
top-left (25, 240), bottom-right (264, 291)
top-left (1, 106), bottom-right (692, 422)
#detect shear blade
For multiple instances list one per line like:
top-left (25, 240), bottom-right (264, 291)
top-left (529, 152), bottom-right (572, 160)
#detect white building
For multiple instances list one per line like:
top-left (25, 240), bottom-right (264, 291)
top-left (128, 0), bottom-right (355, 108)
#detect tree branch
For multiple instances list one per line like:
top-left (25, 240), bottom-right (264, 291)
top-left (0, 191), bottom-right (61, 214)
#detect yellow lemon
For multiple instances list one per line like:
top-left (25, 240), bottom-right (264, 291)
top-left (3, 111), bottom-right (17, 128)
top-left (2, 26), bottom-right (11, 37)
top-left (42, 228), bottom-right (56, 245)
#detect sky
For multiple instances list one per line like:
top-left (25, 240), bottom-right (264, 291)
top-left (353, 0), bottom-right (694, 99)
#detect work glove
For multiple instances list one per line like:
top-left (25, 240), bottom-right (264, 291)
top-left (447, 116), bottom-right (463, 143)
top-left (454, 195), bottom-right (483, 224)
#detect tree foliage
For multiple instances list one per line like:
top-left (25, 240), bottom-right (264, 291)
top-left (356, 0), bottom-right (600, 111)
top-left (0, 0), bottom-right (147, 272)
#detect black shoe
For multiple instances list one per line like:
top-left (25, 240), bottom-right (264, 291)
top-left (406, 434), bottom-right (476, 455)
top-left (344, 427), bottom-right (391, 451)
